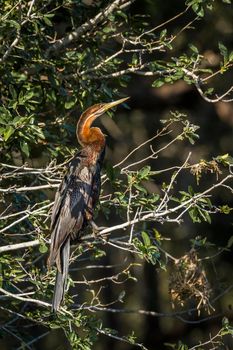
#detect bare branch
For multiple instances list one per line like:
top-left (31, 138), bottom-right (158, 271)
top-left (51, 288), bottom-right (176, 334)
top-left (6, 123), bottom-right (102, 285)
top-left (16, 331), bottom-right (50, 350)
top-left (0, 32), bottom-right (21, 63)
top-left (113, 123), bottom-right (172, 169)
top-left (98, 174), bottom-right (233, 236)
top-left (0, 239), bottom-right (41, 253)
top-left (182, 68), bottom-right (233, 103)
top-left (97, 327), bottom-right (148, 350)
top-left (0, 202), bottom-right (53, 234)
top-left (0, 183), bottom-right (58, 193)
top-left (0, 287), bottom-right (50, 308)
top-left (156, 152), bottom-right (192, 212)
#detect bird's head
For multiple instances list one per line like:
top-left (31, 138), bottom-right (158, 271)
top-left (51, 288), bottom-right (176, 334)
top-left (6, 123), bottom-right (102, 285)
top-left (77, 97), bottom-right (129, 147)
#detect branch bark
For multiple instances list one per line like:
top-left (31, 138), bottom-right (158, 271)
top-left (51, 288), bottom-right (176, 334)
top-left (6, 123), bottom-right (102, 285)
top-left (45, 0), bottom-right (134, 57)
top-left (0, 239), bottom-right (41, 253)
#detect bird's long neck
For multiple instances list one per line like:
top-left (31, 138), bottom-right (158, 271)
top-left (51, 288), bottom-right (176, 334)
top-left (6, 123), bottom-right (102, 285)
top-left (77, 112), bottom-right (105, 152)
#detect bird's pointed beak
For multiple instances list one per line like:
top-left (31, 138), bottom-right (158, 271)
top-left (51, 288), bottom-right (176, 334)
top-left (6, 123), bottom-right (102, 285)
top-left (103, 97), bottom-right (130, 112)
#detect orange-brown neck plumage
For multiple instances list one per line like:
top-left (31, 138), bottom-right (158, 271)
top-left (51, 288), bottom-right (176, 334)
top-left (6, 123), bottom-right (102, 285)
top-left (76, 104), bottom-right (105, 150)
top-left (77, 98), bottom-right (129, 150)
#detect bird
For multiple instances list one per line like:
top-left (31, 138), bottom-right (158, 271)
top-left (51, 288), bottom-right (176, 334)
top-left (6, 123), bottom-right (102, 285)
top-left (48, 97), bottom-right (129, 312)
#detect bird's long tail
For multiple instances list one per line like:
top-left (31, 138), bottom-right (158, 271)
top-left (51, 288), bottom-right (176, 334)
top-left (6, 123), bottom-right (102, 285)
top-left (52, 237), bottom-right (70, 312)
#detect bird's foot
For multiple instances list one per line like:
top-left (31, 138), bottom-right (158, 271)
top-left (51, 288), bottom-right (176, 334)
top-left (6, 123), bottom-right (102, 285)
top-left (90, 220), bottom-right (108, 238)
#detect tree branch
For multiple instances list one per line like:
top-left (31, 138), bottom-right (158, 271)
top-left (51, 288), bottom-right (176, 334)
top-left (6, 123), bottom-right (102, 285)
top-left (45, 0), bottom-right (135, 57)
top-left (1, 174), bottom-right (231, 253)
top-left (0, 239), bottom-right (41, 253)
top-left (182, 68), bottom-right (233, 103)
top-left (0, 184), bottom-right (59, 193)
top-left (0, 287), bottom-right (50, 308)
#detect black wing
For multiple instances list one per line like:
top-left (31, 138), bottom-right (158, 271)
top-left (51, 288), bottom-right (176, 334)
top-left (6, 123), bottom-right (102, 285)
top-left (48, 148), bottom-right (104, 269)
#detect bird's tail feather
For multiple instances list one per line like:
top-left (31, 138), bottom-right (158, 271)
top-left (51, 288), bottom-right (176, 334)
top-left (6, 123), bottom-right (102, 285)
top-left (52, 237), bottom-right (70, 312)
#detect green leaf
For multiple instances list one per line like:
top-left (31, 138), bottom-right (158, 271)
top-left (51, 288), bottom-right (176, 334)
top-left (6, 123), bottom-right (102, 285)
top-left (39, 244), bottom-right (48, 253)
top-left (9, 85), bottom-right (17, 99)
top-left (215, 153), bottom-right (233, 166)
top-left (152, 80), bottom-right (165, 88)
top-left (50, 323), bottom-right (62, 329)
top-left (4, 126), bottom-right (15, 141)
top-left (202, 210), bottom-right (211, 224)
top-left (205, 87), bottom-right (214, 96)
top-left (134, 183), bottom-right (147, 194)
top-left (91, 248), bottom-right (106, 259)
top-left (189, 44), bottom-right (199, 53)
top-left (116, 10), bottom-right (128, 20)
top-left (160, 29), bottom-right (167, 39)
top-left (189, 207), bottom-right (201, 223)
top-left (65, 96), bottom-right (77, 109)
top-left (24, 91), bottom-right (34, 101)
top-left (229, 51), bottom-right (233, 62)
top-left (197, 7), bottom-right (204, 17)
top-left (0, 107), bottom-right (12, 124)
top-left (20, 140), bottom-right (30, 157)
top-left (219, 205), bottom-right (232, 214)
top-left (139, 166), bottom-right (151, 179)
top-left (192, 3), bottom-right (204, 17)
top-left (141, 231), bottom-right (151, 247)
top-left (218, 42), bottom-right (228, 60)
top-left (43, 15), bottom-right (53, 27)
top-left (132, 53), bottom-right (138, 66)
top-left (188, 186), bottom-right (194, 195)
top-left (103, 26), bottom-right (113, 33)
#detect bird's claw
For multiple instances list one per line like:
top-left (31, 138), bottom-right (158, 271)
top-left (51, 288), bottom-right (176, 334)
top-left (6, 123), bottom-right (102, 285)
top-left (90, 220), bottom-right (107, 236)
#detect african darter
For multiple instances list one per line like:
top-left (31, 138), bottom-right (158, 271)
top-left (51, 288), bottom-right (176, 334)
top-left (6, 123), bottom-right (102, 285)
top-left (48, 97), bottom-right (129, 312)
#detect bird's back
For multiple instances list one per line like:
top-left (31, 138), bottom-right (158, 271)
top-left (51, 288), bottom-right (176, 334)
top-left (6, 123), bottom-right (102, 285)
top-left (48, 146), bottom-right (105, 269)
